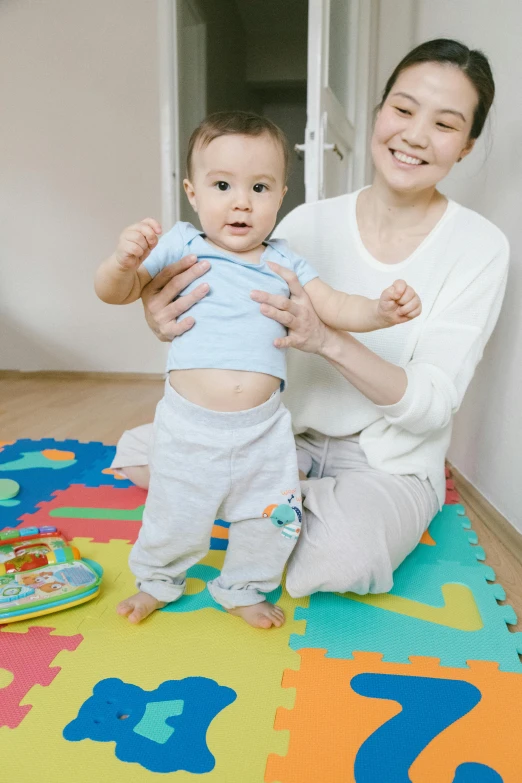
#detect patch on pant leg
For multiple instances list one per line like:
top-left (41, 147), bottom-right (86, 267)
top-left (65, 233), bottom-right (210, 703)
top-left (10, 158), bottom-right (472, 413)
top-left (262, 489), bottom-right (302, 540)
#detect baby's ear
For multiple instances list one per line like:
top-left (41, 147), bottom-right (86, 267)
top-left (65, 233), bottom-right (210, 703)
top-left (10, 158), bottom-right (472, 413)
top-left (183, 179), bottom-right (198, 212)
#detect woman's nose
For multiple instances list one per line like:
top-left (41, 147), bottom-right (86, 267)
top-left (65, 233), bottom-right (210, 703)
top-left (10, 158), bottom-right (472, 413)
top-left (401, 119), bottom-right (429, 149)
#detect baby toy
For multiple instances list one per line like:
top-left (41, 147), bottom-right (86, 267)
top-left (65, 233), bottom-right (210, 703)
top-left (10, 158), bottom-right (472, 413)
top-left (0, 526), bottom-right (102, 623)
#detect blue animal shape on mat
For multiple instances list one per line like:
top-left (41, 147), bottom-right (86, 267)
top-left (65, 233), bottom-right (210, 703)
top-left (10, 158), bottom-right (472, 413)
top-left (63, 676), bottom-right (236, 773)
top-left (160, 563), bottom-right (282, 614)
top-left (351, 673), bottom-right (503, 782)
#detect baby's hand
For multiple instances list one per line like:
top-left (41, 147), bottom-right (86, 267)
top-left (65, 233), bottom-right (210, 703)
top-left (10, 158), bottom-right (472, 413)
top-left (378, 279), bottom-right (422, 326)
top-left (114, 218), bottom-right (162, 270)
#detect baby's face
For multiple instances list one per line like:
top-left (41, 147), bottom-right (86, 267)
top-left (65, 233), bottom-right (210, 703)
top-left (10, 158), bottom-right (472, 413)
top-left (184, 133), bottom-right (287, 255)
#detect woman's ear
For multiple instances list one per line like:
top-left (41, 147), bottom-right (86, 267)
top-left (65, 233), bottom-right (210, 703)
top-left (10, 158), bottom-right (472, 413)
top-left (458, 137), bottom-right (476, 162)
top-left (183, 179), bottom-right (198, 212)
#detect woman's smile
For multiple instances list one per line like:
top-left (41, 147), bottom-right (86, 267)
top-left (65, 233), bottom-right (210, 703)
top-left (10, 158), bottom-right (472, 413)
top-left (390, 149), bottom-right (428, 167)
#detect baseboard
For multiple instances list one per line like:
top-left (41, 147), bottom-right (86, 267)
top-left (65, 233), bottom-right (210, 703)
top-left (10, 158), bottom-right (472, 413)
top-left (0, 369), bottom-right (164, 382)
top-left (448, 462), bottom-right (522, 567)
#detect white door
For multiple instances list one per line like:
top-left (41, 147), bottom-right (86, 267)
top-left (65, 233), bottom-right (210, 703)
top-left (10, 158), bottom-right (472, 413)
top-left (299, 0), bottom-right (379, 201)
top-left (157, 0), bottom-right (207, 228)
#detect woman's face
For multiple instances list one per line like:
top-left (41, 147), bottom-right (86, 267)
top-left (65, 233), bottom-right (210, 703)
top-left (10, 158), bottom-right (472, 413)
top-left (372, 62), bottom-right (479, 194)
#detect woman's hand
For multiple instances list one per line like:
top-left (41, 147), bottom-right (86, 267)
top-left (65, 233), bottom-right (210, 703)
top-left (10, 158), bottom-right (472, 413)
top-left (250, 261), bottom-right (329, 354)
top-left (141, 255), bottom-right (210, 341)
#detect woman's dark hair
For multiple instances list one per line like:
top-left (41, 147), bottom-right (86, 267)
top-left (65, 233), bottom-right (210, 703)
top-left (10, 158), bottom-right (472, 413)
top-left (380, 39), bottom-right (495, 140)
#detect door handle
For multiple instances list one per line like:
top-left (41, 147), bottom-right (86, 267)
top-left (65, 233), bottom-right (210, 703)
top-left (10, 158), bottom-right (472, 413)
top-left (324, 143), bottom-right (344, 161)
top-left (294, 142), bottom-right (344, 162)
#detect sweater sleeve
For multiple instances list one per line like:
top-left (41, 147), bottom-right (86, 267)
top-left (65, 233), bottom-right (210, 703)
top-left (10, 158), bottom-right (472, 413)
top-left (375, 238), bottom-right (509, 435)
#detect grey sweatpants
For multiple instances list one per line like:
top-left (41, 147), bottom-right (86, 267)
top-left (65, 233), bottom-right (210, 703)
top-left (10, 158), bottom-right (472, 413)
top-left (129, 381), bottom-right (301, 609)
top-left (113, 420), bottom-right (439, 599)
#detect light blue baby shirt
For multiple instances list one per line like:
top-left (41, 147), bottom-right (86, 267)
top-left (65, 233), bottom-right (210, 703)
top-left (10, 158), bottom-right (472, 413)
top-left (143, 222), bottom-right (319, 388)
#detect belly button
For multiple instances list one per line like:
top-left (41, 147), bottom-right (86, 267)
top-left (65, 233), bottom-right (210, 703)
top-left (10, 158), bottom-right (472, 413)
top-left (234, 385), bottom-right (242, 393)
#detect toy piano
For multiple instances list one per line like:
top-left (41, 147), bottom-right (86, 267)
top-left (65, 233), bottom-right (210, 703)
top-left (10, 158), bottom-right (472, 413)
top-left (0, 526), bottom-right (102, 623)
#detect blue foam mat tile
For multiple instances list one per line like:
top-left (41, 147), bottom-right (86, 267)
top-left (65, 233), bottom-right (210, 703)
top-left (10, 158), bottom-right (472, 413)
top-left (0, 439), bottom-right (112, 527)
top-left (77, 451), bottom-right (133, 489)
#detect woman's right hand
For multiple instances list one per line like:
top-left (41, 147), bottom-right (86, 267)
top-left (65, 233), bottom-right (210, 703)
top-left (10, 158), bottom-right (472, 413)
top-left (141, 255), bottom-right (210, 341)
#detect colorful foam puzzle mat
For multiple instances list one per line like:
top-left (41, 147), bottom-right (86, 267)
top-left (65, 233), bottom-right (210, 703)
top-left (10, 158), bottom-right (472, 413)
top-left (0, 438), bottom-right (521, 781)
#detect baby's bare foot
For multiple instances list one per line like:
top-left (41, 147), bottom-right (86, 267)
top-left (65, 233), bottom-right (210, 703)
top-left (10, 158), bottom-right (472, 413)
top-left (227, 600), bottom-right (285, 629)
top-left (116, 591), bottom-right (166, 624)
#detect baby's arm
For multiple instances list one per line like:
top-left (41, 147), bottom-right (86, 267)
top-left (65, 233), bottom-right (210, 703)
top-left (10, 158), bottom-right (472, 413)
top-left (95, 218), bottom-right (162, 304)
top-left (304, 278), bottom-right (422, 332)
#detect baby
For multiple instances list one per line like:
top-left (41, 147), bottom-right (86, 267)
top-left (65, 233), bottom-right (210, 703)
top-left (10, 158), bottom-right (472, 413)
top-left (95, 111), bottom-right (421, 629)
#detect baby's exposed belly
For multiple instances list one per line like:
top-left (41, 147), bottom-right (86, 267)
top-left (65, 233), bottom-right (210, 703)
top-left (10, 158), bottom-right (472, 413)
top-left (169, 369), bottom-right (280, 411)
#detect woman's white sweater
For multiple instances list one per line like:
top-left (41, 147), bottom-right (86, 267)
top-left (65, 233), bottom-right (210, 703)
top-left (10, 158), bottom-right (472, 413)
top-left (275, 190), bottom-right (509, 508)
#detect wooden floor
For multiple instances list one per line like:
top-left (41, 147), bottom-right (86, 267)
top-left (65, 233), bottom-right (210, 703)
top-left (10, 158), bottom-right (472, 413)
top-left (1, 372), bottom-right (521, 641)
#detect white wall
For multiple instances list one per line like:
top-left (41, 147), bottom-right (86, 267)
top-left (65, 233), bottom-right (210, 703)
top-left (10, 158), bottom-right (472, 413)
top-left (414, 0), bottom-right (522, 531)
top-left (375, 0), bottom-right (417, 100)
top-left (0, 0), bottom-right (167, 373)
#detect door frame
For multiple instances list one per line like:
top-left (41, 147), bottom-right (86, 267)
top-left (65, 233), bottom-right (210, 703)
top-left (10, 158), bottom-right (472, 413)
top-left (304, 0), bottom-right (380, 201)
top-left (157, 0), bottom-right (206, 229)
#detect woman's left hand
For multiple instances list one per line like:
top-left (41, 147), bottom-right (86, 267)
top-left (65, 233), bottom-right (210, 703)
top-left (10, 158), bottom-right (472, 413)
top-left (250, 261), bottom-right (328, 354)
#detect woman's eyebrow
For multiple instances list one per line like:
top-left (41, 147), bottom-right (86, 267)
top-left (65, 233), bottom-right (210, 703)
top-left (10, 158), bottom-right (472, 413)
top-left (391, 91), bottom-right (466, 122)
top-left (391, 91), bottom-right (420, 104)
top-left (437, 108), bottom-right (467, 122)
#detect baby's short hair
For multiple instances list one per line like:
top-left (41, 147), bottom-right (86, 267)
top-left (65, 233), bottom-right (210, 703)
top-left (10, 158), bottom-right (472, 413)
top-left (186, 111), bottom-right (290, 182)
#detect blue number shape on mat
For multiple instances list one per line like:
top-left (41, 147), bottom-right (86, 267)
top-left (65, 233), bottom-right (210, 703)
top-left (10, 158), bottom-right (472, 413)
top-left (351, 673), bottom-right (503, 783)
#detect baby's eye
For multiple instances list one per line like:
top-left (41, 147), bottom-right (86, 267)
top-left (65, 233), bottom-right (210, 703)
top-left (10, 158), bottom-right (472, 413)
top-left (253, 183), bottom-right (268, 193)
top-left (214, 181), bottom-right (230, 191)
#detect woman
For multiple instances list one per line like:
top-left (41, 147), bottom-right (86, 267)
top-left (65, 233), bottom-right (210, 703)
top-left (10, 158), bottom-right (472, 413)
top-left (113, 39), bottom-right (509, 602)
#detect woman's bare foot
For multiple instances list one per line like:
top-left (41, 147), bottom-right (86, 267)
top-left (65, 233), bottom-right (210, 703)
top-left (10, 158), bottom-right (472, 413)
top-left (116, 591), bottom-right (166, 624)
top-left (119, 465), bottom-right (150, 489)
top-left (227, 600), bottom-right (285, 629)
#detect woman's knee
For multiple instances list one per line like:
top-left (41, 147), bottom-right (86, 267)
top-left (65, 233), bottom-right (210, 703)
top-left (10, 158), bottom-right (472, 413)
top-left (285, 474), bottom-right (405, 597)
top-left (286, 546), bottom-right (393, 598)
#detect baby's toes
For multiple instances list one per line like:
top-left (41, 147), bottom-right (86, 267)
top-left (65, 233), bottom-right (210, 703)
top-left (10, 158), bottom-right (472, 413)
top-left (116, 599), bottom-right (134, 617)
top-left (269, 605), bottom-right (285, 627)
top-left (257, 613), bottom-right (275, 629)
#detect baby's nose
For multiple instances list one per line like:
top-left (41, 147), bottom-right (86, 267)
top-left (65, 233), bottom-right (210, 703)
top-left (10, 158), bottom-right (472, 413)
top-left (233, 191), bottom-right (252, 210)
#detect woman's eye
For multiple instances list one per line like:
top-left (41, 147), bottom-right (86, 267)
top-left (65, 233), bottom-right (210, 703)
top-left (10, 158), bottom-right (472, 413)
top-left (215, 181), bottom-right (229, 191)
top-left (396, 107), bottom-right (411, 115)
top-left (253, 183), bottom-right (268, 193)
top-left (437, 123), bottom-right (454, 130)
